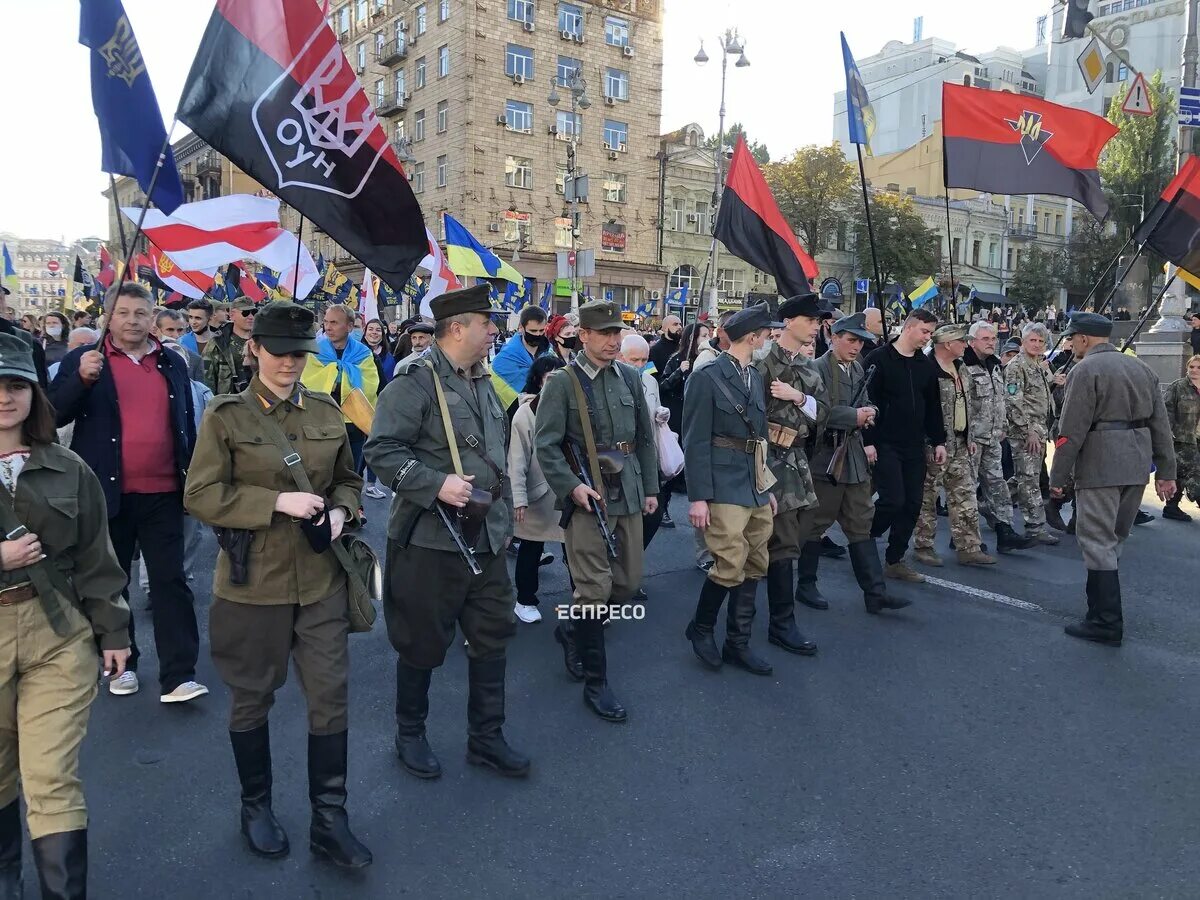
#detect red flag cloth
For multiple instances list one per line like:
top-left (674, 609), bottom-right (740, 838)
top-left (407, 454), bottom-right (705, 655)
top-left (713, 136), bottom-right (818, 297)
top-left (96, 245), bottom-right (115, 290)
top-left (151, 247), bottom-right (216, 300)
top-left (943, 83), bottom-right (1118, 220)
top-left (1133, 156), bottom-right (1200, 270)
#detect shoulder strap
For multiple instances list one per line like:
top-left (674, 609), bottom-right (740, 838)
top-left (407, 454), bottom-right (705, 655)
top-left (422, 360), bottom-right (465, 478)
top-left (564, 366), bottom-right (604, 492)
top-left (709, 365), bottom-right (761, 439)
top-left (0, 480), bottom-right (70, 635)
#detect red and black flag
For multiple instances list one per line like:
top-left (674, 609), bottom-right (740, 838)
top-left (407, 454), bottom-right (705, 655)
top-left (942, 83), bottom-right (1119, 221)
top-left (1133, 157), bottom-right (1200, 270)
top-left (177, 0), bottom-right (427, 291)
top-left (714, 135), bottom-right (818, 297)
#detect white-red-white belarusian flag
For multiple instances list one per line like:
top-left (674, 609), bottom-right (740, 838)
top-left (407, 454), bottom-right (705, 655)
top-left (418, 226), bottom-right (461, 318)
top-left (151, 247), bottom-right (215, 300)
top-left (360, 268), bottom-right (379, 323)
top-left (122, 195), bottom-right (319, 298)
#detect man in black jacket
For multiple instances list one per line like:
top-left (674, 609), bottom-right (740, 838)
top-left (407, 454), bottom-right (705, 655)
top-left (863, 308), bottom-right (946, 582)
top-left (648, 314), bottom-right (682, 379)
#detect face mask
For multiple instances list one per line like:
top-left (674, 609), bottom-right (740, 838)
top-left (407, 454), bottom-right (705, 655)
top-left (351, 328), bottom-right (363, 341)
top-left (560, 335), bottom-right (580, 351)
top-left (46, 324), bottom-right (63, 339)
top-left (526, 333), bottom-right (548, 352)
top-left (753, 340), bottom-right (774, 361)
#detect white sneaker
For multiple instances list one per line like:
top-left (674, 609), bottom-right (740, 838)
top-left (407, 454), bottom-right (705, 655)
top-left (363, 484), bottom-right (388, 500)
top-left (514, 603), bottom-right (542, 623)
top-left (109, 671), bottom-right (139, 696)
top-left (160, 681), bottom-right (209, 704)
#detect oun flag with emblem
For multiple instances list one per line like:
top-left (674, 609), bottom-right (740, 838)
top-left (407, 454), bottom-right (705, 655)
top-left (177, 0), bottom-right (427, 292)
top-left (942, 83), bottom-right (1118, 221)
top-left (1133, 156), bottom-right (1200, 272)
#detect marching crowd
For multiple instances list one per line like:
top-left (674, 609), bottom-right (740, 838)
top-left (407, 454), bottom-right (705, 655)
top-left (0, 276), bottom-right (1196, 897)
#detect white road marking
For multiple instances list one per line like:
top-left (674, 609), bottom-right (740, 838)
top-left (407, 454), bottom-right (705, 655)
top-left (922, 575), bottom-right (1045, 613)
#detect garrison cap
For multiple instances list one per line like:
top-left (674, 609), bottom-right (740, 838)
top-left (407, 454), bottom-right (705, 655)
top-left (831, 312), bottom-right (875, 342)
top-left (406, 321), bottom-right (435, 335)
top-left (250, 302), bottom-right (318, 355)
top-left (429, 283), bottom-right (494, 321)
top-left (932, 323), bottom-right (968, 344)
top-left (0, 332), bottom-right (39, 384)
top-left (724, 304), bottom-right (776, 342)
top-left (1061, 311), bottom-right (1113, 338)
top-left (778, 292), bottom-right (833, 321)
top-left (577, 300), bottom-right (625, 331)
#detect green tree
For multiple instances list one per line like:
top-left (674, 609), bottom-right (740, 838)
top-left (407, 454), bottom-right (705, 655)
top-left (763, 144), bottom-right (857, 258)
top-left (706, 122), bottom-right (769, 165)
top-left (1099, 70), bottom-right (1176, 239)
top-left (1060, 217), bottom-right (1126, 299)
top-left (1006, 245), bottom-right (1065, 313)
top-left (852, 192), bottom-right (941, 292)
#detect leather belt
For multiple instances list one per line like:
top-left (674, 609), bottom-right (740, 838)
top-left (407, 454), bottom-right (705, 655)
top-left (712, 435), bottom-right (757, 454)
top-left (1091, 420), bottom-right (1148, 432)
top-left (601, 442), bottom-right (634, 455)
top-left (0, 582), bottom-right (37, 606)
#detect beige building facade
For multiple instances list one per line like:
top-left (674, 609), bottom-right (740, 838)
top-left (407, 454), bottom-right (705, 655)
top-left (1, 234), bottom-right (100, 319)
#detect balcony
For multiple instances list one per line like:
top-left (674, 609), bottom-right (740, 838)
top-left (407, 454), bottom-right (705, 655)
top-left (377, 92), bottom-right (408, 118)
top-left (1006, 223), bottom-right (1038, 239)
top-left (378, 38), bottom-right (407, 66)
top-left (195, 151), bottom-right (221, 177)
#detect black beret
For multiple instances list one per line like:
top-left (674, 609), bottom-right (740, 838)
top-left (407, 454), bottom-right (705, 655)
top-left (429, 284), bottom-right (494, 321)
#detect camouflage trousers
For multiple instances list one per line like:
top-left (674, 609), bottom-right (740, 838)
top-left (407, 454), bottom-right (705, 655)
top-left (1010, 433), bottom-right (1048, 533)
top-left (914, 436), bottom-right (983, 553)
top-left (969, 438), bottom-right (1012, 527)
top-left (1176, 442), bottom-right (1200, 503)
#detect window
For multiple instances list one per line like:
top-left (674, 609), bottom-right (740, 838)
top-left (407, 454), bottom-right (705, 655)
top-left (554, 217), bottom-right (573, 248)
top-left (669, 265), bottom-right (698, 295)
top-left (603, 119), bottom-right (627, 150)
top-left (395, 68), bottom-right (406, 97)
top-left (439, 0), bottom-right (450, 22)
top-left (416, 3), bottom-right (427, 34)
top-left (437, 99), bottom-right (449, 132)
top-left (375, 31), bottom-right (386, 57)
top-left (508, 0), bottom-right (534, 23)
top-left (1117, 62), bottom-right (1129, 81)
top-left (415, 57), bottom-right (426, 87)
top-left (374, 0), bottom-right (386, 12)
top-left (557, 55), bottom-right (582, 86)
top-left (556, 109), bottom-right (581, 138)
top-left (989, 242), bottom-right (998, 268)
top-left (338, 6), bottom-right (350, 34)
top-left (836, 220), bottom-right (847, 251)
top-left (505, 99), bottom-right (532, 133)
top-left (437, 154), bottom-right (447, 188)
top-left (603, 172), bottom-right (627, 203)
top-left (394, 118), bottom-right (406, 140)
top-left (506, 44), bottom-right (534, 79)
top-left (438, 45), bottom-right (449, 77)
top-left (1055, 214), bottom-right (1063, 235)
top-left (412, 161), bottom-right (425, 193)
top-left (357, 42), bottom-right (367, 69)
top-left (1006, 247), bottom-right (1014, 270)
top-left (952, 237), bottom-right (961, 262)
top-left (506, 155), bottom-right (533, 189)
top-left (558, 3), bottom-right (583, 38)
top-left (670, 198), bottom-right (686, 231)
top-left (374, 78), bottom-right (385, 107)
top-left (605, 68), bottom-right (629, 101)
top-left (692, 200), bottom-right (708, 234)
top-left (972, 240), bottom-right (981, 266)
top-left (503, 212), bottom-right (531, 245)
top-left (605, 16), bottom-right (629, 47)
top-left (601, 222), bottom-right (626, 253)
top-left (414, 108), bottom-right (426, 141)
top-left (717, 268), bottom-right (745, 296)
top-left (1042, 212), bottom-right (1051, 233)
top-left (394, 18), bottom-right (406, 45)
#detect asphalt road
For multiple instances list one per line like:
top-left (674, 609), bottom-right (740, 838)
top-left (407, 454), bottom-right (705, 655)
top-left (37, 484), bottom-right (1200, 898)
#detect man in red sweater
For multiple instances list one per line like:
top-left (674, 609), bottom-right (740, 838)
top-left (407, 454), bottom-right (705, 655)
top-left (49, 282), bottom-right (204, 704)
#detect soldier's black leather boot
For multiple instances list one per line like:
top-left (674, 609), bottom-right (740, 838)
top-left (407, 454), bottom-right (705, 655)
top-left (1064, 570), bottom-right (1123, 647)
top-left (0, 800), bottom-right (21, 900)
top-left (308, 731), bottom-right (373, 869)
top-left (995, 522), bottom-right (1037, 553)
top-left (766, 561), bottom-right (818, 655)
top-left (721, 579), bottom-right (773, 675)
top-left (30, 830), bottom-right (86, 900)
top-left (230, 724), bottom-right (290, 858)
top-left (466, 656), bottom-right (531, 777)
top-left (795, 542), bottom-right (829, 609)
top-left (553, 620), bottom-right (583, 681)
top-left (394, 660), bottom-right (441, 779)
top-left (848, 540), bottom-right (911, 613)
top-left (576, 615), bottom-right (627, 722)
top-left (685, 578), bottom-right (728, 669)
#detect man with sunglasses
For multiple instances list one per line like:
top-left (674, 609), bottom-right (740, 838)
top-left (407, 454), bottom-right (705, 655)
top-left (205, 298), bottom-right (257, 395)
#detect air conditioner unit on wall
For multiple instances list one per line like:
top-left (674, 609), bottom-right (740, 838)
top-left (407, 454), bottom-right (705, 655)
top-left (648, 289), bottom-right (662, 300)
top-left (513, 73), bottom-right (526, 84)
top-left (561, 30), bottom-right (573, 40)
top-left (523, 21), bottom-right (535, 32)
top-left (604, 96), bottom-right (615, 105)
top-left (497, 114), bottom-right (508, 125)
top-left (488, 223), bottom-right (500, 232)
top-left (623, 45), bottom-right (634, 57)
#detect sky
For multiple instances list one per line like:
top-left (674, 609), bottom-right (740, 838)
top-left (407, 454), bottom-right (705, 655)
top-left (0, 0), bottom-right (1052, 242)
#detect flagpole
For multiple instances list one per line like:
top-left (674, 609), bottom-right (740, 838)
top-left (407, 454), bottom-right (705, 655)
top-left (109, 174), bottom-right (130, 259)
top-left (855, 144), bottom-right (886, 332)
top-left (139, 231), bottom-right (214, 301)
top-left (293, 213), bottom-right (306, 297)
top-left (943, 192), bottom-right (958, 323)
top-left (1120, 273), bottom-right (1178, 352)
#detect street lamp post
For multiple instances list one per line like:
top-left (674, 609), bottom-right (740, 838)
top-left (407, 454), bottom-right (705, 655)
top-left (695, 29), bottom-right (750, 319)
top-left (549, 68), bottom-right (591, 314)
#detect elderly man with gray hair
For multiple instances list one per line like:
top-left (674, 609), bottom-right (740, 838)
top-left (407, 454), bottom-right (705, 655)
top-left (1003, 321), bottom-right (1059, 545)
top-left (619, 331), bottom-right (670, 576)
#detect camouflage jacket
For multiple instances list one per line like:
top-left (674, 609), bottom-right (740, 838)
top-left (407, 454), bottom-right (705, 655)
top-left (1164, 376), bottom-right (1200, 446)
top-left (1004, 352), bottom-right (1052, 439)
top-left (204, 327), bottom-right (251, 396)
top-left (932, 356), bottom-right (972, 454)
top-left (962, 346), bottom-right (1005, 443)
top-left (754, 342), bottom-right (827, 512)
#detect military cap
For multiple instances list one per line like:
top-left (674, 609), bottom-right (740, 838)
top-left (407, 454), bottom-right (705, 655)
top-left (1001, 339), bottom-right (1021, 355)
top-left (831, 312), bottom-right (875, 342)
top-left (778, 292), bottom-right (833, 321)
top-left (406, 321), bottom-right (435, 335)
top-left (577, 299), bottom-right (625, 331)
top-left (250, 301), bottom-right (318, 355)
top-left (429, 283), bottom-right (494, 321)
top-left (0, 332), bottom-right (39, 383)
top-left (724, 304), bottom-right (776, 342)
top-left (209, 299), bottom-right (228, 311)
top-left (931, 323), bottom-right (968, 344)
top-left (230, 297), bottom-right (257, 312)
top-left (1061, 311), bottom-right (1113, 338)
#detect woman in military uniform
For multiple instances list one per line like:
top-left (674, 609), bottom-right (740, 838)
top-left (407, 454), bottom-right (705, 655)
top-left (0, 332), bottom-right (130, 899)
top-left (1163, 354), bottom-right (1200, 519)
top-left (184, 302), bottom-right (372, 870)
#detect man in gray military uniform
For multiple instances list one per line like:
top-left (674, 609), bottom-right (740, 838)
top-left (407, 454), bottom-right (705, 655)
top-left (1050, 312), bottom-right (1177, 646)
top-left (364, 284), bottom-right (530, 778)
top-left (535, 300), bottom-right (658, 723)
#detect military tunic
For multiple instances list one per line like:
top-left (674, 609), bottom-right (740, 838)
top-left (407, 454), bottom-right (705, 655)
top-left (184, 378), bottom-right (363, 733)
top-left (1005, 352), bottom-right (1053, 533)
top-left (534, 354), bottom-right (657, 606)
top-left (963, 347), bottom-right (1014, 528)
top-left (364, 344), bottom-right (516, 668)
top-left (754, 341), bottom-right (826, 563)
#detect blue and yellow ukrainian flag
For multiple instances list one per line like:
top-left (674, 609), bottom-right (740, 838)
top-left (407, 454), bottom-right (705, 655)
top-left (910, 276), bottom-right (938, 309)
top-left (1, 244), bottom-right (17, 295)
top-left (443, 213), bottom-right (525, 296)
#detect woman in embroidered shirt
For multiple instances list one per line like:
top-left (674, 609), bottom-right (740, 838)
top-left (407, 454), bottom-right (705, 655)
top-left (0, 331), bottom-right (129, 899)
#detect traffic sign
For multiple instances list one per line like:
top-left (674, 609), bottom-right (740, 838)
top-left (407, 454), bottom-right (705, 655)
top-left (855, 278), bottom-right (869, 294)
top-left (1076, 38), bottom-right (1105, 95)
top-left (566, 250), bottom-right (576, 268)
top-left (1180, 86), bottom-right (1200, 108)
top-left (46, 260), bottom-right (60, 273)
top-left (1121, 73), bottom-right (1154, 117)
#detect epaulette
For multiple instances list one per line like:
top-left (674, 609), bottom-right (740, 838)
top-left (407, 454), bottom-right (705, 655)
top-left (207, 394), bottom-right (244, 411)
